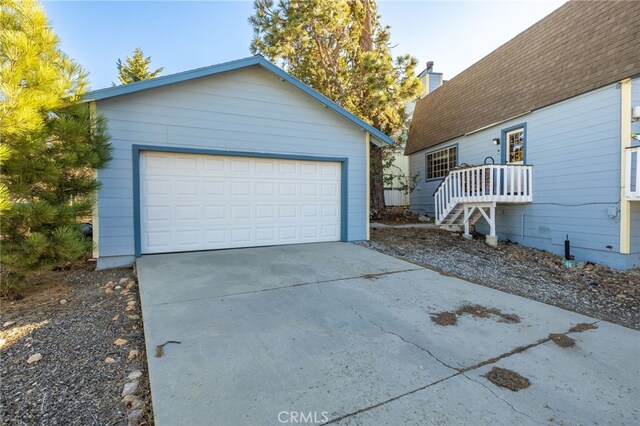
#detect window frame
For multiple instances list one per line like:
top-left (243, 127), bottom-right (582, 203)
top-left (425, 145), bottom-right (458, 181)
top-left (500, 123), bottom-right (527, 165)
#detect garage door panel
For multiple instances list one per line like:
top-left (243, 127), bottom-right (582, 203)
top-left (204, 206), bottom-right (226, 220)
top-left (140, 152), bottom-right (341, 254)
top-left (145, 231), bottom-right (173, 250)
top-left (255, 205), bottom-right (275, 218)
top-left (255, 182), bottom-right (275, 196)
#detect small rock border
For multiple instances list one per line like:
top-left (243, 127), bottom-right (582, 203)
top-left (1, 263), bottom-right (153, 425)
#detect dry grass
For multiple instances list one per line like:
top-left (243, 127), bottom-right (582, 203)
top-left (548, 333), bottom-right (576, 348)
top-left (485, 367), bottom-right (531, 391)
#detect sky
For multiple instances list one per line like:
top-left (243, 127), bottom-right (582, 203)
top-left (42, 0), bottom-right (566, 90)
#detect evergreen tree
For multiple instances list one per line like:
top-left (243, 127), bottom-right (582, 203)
top-left (249, 0), bottom-right (421, 216)
top-left (0, 0), bottom-right (112, 294)
top-left (114, 48), bottom-right (164, 85)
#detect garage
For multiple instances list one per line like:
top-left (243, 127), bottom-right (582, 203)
top-left (139, 151), bottom-right (343, 254)
top-left (85, 55), bottom-right (391, 269)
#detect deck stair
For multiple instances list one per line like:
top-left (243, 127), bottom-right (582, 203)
top-left (434, 164), bottom-right (533, 246)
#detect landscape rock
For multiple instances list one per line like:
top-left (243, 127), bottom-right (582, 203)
top-left (127, 409), bottom-right (143, 426)
top-left (26, 353), bottom-right (42, 364)
top-left (122, 395), bottom-right (144, 410)
top-left (128, 369), bottom-right (142, 380)
top-left (119, 278), bottom-right (129, 286)
top-left (59, 299), bottom-right (67, 305)
top-left (105, 357), bottom-right (116, 364)
top-left (121, 381), bottom-right (139, 397)
top-left (122, 394), bottom-right (137, 404)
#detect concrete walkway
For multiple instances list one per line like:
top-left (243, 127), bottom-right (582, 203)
top-left (136, 243), bottom-right (639, 426)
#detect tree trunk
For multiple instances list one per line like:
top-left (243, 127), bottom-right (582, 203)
top-left (370, 144), bottom-right (386, 218)
top-left (359, 0), bottom-right (386, 218)
top-left (359, 0), bottom-right (373, 51)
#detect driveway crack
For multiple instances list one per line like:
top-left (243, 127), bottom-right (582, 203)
top-left (314, 283), bottom-right (459, 372)
top-left (368, 322), bottom-right (459, 371)
top-left (322, 372), bottom-right (461, 425)
top-left (149, 268), bottom-right (422, 307)
top-left (314, 289), bottom-right (600, 426)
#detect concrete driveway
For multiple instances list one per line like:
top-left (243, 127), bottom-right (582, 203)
top-left (136, 243), bottom-right (639, 426)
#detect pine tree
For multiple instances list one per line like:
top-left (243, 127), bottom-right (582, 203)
top-left (249, 0), bottom-right (422, 216)
top-left (115, 48), bottom-right (164, 85)
top-left (0, 0), bottom-right (112, 294)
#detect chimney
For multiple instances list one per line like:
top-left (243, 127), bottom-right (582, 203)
top-left (426, 61), bottom-right (434, 73)
top-left (419, 61), bottom-right (443, 97)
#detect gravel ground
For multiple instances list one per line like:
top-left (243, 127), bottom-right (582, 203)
top-left (0, 260), bottom-right (152, 426)
top-left (362, 227), bottom-right (640, 330)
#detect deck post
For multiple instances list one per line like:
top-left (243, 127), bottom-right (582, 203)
top-left (463, 206), bottom-right (472, 239)
top-left (485, 205), bottom-right (498, 247)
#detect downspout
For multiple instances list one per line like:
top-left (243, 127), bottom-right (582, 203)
top-left (620, 78), bottom-right (631, 254)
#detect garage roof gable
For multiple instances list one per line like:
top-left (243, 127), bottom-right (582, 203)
top-left (84, 56), bottom-right (392, 146)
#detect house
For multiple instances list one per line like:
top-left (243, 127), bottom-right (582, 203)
top-left (385, 62), bottom-right (444, 206)
top-left (406, 1), bottom-right (640, 269)
top-left (84, 56), bottom-right (391, 270)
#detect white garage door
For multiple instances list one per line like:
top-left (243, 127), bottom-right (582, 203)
top-left (139, 151), bottom-right (342, 254)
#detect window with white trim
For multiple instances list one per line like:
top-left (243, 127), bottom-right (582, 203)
top-left (426, 146), bottom-right (457, 180)
top-left (506, 128), bottom-right (525, 164)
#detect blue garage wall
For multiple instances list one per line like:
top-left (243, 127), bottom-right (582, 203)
top-left (409, 81), bottom-right (640, 269)
top-left (95, 66), bottom-right (368, 269)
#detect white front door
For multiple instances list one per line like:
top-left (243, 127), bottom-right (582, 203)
top-left (139, 151), bottom-right (342, 254)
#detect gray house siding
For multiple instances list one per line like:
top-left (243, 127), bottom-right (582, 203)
top-left (95, 66), bottom-right (368, 269)
top-left (409, 81), bottom-right (640, 269)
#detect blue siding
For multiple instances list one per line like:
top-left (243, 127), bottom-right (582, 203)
top-left (95, 66), bottom-right (367, 268)
top-left (86, 56), bottom-right (392, 145)
top-left (410, 81), bottom-right (640, 269)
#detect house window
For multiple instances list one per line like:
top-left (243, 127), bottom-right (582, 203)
top-left (426, 146), bottom-right (457, 180)
top-left (506, 128), bottom-right (525, 164)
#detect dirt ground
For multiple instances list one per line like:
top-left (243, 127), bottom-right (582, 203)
top-left (363, 227), bottom-right (640, 330)
top-left (375, 206), bottom-right (425, 225)
top-left (0, 259), bottom-right (152, 426)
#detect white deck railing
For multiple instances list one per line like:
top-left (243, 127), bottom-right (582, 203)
top-left (434, 164), bottom-right (533, 224)
top-left (626, 146), bottom-right (640, 201)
